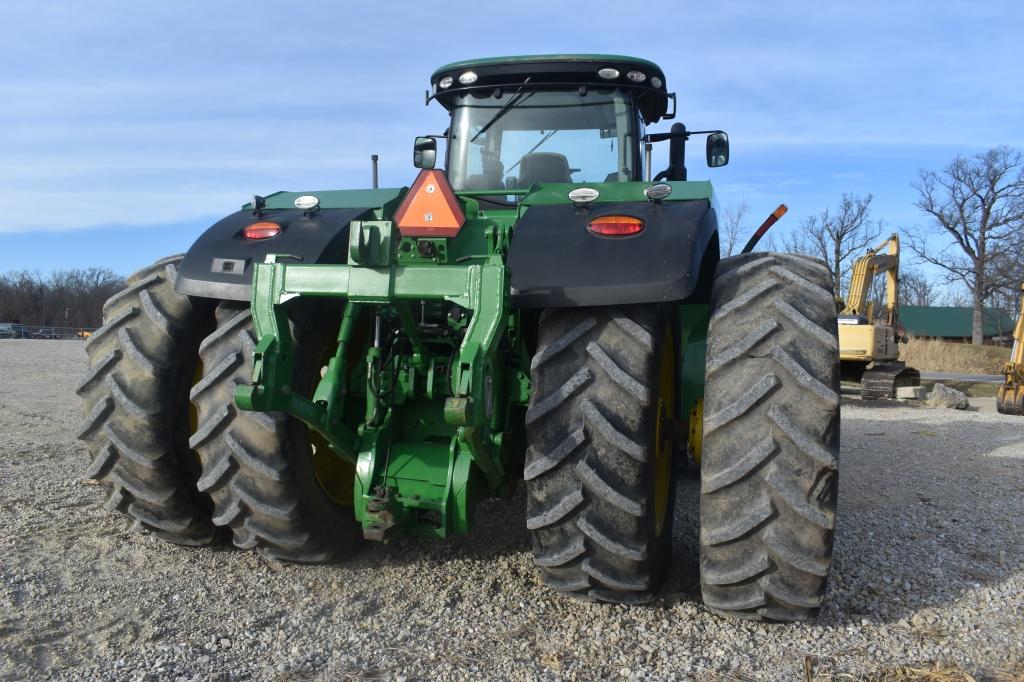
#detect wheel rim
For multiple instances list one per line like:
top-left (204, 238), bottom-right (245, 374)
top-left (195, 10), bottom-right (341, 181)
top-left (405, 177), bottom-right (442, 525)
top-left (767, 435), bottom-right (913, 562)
top-left (310, 431), bottom-right (355, 506)
top-left (653, 325), bottom-right (675, 537)
top-left (688, 398), bottom-right (704, 466)
top-left (308, 327), bottom-right (357, 507)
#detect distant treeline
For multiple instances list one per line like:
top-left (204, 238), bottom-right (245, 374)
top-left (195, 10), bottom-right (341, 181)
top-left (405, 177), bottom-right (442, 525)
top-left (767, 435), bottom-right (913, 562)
top-left (0, 268), bottom-right (126, 328)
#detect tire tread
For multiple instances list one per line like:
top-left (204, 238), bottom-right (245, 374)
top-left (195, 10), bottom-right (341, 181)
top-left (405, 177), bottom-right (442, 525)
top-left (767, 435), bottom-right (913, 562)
top-left (700, 252), bottom-right (840, 622)
top-left (77, 257), bottom-right (217, 546)
top-left (190, 301), bottom-right (360, 562)
top-left (526, 306), bottom-right (674, 603)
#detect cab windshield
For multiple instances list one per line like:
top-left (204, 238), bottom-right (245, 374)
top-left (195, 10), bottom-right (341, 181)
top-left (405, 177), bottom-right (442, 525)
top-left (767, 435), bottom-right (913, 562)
top-left (447, 89), bottom-right (639, 194)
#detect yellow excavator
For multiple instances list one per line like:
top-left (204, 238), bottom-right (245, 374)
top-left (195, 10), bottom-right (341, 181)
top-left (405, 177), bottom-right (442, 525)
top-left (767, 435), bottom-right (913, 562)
top-left (996, 282), bottom-right (1024, 415)
top-left (838, 233), bottom-right (920, 399)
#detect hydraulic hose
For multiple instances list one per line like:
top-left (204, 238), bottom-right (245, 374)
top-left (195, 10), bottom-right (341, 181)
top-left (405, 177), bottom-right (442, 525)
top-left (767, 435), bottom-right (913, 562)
top-left (740, 204), bottom-right (788, 254)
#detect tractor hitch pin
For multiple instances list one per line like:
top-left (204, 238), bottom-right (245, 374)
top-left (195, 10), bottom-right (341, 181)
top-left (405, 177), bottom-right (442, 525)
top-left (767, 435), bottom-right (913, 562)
top-left (740, 204), bottom-right (788, 254)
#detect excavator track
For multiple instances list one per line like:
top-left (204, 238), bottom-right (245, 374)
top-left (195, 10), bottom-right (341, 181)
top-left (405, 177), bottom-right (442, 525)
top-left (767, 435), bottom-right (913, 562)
top-left (861, 362), bottom-right (920, 400)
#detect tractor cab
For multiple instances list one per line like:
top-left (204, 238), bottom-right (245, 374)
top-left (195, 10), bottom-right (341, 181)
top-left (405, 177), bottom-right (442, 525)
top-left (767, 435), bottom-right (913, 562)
top-left (419, 55), bottom-right (728, 195)
top-left (447, 87), bottom-right (642, 190)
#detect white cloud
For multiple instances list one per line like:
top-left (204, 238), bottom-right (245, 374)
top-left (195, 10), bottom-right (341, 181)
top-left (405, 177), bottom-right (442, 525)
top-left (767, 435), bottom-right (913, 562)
top-left (1, 0), bottom-right (1022, 244)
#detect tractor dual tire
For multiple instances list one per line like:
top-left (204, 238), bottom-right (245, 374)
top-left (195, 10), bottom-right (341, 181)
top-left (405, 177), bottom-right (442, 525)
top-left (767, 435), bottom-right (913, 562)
top-left (189, 301), bottom-right (361, 562)
top-left (77, 256), bottom-right (218, 545)
top-left (525, 305), bottom-right (676, 603)
top-left (700, 252), bottom-right (841, 622)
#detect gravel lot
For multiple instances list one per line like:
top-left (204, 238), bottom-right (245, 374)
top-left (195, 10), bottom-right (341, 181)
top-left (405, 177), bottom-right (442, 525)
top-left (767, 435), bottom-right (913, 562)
top-left (1, 340), bottom-right (1022, 681)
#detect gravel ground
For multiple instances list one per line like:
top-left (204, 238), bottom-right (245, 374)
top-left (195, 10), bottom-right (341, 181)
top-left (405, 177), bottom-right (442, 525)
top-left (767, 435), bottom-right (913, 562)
top-left (1, 340), bottom-right (1022, 681)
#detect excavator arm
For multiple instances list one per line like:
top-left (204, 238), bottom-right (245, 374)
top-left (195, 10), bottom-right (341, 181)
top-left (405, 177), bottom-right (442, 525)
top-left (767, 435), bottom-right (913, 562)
top-left (841, 233), bottom-right (900, 325)
top-left (997, 282), bottom-right (1024, 415)
top-left (1009, 284), bottom-right (1024, 367)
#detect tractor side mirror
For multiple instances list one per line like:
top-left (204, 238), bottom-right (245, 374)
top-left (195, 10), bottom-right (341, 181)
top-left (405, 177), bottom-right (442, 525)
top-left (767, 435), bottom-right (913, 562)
top-left (413, 136), bottom-right (437, 169)
top-left (706, 132), bottom-right (729, 167)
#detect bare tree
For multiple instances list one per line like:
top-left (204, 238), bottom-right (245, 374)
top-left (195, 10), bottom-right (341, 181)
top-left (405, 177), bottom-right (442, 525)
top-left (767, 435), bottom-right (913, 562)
top-left (0, 268), bottom-right (124, 327)
top-left (782, 194), bottom-right (882, 295)
top-left (900, 268), bottom-right (937, 307)
top-left (759, 231), bottom-right (783, 253)
top-left (720, 201), bottom-right (750, 257)
top-left (907, 146), bottom-right (1024, 344)
top-left (940, 287), bottom-right (971, 307)
top-left (986, 227), bottom-right (1024, 312)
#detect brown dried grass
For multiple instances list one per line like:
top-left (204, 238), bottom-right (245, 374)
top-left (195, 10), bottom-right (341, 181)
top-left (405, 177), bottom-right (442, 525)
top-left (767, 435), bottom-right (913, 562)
top-left (862, 665), bottom-right (1024, 682)
top-left (862, 665), bottom-right (977, 681)
top-left (807, 657), bottom-right (1024, 682)
top-left (899, 336), bottom-right (1010, 375)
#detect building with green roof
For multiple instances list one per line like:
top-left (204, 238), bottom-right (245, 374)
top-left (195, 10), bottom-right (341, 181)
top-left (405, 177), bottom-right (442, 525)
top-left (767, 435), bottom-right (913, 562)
top-left (900, 306), bottom-right (1016, 342)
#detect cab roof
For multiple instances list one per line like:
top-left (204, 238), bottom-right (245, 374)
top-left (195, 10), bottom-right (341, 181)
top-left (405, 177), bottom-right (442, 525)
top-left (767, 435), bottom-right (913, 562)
top-left (429, 54), bottom-right (673, 124)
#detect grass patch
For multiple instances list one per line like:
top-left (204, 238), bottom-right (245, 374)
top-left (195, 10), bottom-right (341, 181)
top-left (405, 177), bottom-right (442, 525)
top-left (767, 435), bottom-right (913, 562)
top-left (900, 336), bottom-right (1009, 375)
top-left (918, 380), bottom-right (1000, 398)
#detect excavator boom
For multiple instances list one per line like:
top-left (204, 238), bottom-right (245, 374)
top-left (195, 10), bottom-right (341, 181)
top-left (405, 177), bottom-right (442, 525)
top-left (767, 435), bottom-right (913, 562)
top-left (840, 234), bottom-right (899, 322)
top-left (996, 282), bottom-right (1024, 415)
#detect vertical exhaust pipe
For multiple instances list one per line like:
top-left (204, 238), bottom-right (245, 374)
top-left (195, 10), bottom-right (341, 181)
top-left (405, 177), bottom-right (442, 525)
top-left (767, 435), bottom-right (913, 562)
top-left (740, 205), bottom-right (788, 254)
top-left (371, 154), bottom-right (379, 189)
top-left (667, 122), bottom-right (686, 181)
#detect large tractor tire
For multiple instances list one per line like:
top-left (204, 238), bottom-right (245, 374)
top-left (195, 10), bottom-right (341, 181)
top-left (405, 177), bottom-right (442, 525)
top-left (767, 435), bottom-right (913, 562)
top-left (189, 301), bottom-right (361, 562)
top-left (525, 305), bottom-right (677, 603)
top-left (700, 252), bottom-right (840, 621)
top-left (77, 256), bottom-right (218, 545)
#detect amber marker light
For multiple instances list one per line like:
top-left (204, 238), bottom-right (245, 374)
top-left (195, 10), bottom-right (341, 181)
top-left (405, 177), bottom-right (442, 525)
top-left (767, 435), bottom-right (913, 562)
top-left (588, 215), bottom-right (644, 237)
top-left (243, 222), bottom-right (281, 239)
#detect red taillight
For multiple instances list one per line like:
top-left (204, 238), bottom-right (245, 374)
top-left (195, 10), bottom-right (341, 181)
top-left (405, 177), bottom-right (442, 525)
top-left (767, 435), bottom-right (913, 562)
top-left (588, 215), bottom-right (644, 237)
top-left (243, 222), bottom-right (281, 239)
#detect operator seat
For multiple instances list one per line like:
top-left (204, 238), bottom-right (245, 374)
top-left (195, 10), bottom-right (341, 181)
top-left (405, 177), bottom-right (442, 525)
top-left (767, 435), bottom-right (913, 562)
top-left (517, 152), bottom-right (573, 187)
top-left (464, 155), bottom-right (505, 191)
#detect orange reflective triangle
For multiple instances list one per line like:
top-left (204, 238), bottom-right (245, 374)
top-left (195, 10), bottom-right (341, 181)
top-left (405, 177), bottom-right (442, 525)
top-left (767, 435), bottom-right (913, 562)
top-left (394, 169), bottom-right (466, 238)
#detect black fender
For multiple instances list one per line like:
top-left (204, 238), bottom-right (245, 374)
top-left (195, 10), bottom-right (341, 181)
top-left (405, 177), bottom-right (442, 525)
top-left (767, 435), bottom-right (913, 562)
top-left (175, 206), bottom-right (375, 301)
top-left (507, 199), bottom-right (719, 308)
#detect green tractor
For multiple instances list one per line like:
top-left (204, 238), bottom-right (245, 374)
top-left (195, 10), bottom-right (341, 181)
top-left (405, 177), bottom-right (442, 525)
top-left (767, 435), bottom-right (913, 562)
top-left (78, 55), bottom-right (840, 621)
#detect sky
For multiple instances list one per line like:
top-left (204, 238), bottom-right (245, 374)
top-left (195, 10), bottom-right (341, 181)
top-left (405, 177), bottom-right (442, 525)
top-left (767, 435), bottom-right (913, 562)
top-left (2, 1), bottom-right (1022, 283)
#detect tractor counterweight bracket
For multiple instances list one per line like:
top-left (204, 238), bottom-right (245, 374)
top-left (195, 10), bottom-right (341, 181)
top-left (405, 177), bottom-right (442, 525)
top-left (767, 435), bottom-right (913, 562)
top-left (238, 253), bottom-right (510, 539)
